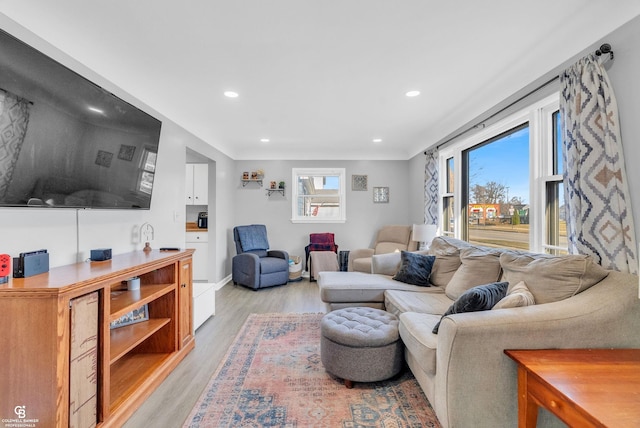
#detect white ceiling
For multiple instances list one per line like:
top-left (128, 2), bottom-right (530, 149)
top-left (2, 1), bottom-right (640, 160)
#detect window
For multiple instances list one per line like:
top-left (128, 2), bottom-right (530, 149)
top-left (544, 110), bottom-right (567, 254)
top-left (464, 124), bottom-right (530, 250)
top-left (442, 157), bottom-right (455, 236)
top-left (291, 168), bottom-right (346, 223)
top-left (439, 93), bottom-right (565, 253)
top-left (138, 148), bottom-right (157, 195)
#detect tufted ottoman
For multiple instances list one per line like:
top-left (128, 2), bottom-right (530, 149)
top-left (320, 307), bottom-right (403, 388)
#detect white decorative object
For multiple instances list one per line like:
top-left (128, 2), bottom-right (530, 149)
top-left (140, 222), bottom-right (155, 252)
top-left (412, 224), bottom-right (438, 251)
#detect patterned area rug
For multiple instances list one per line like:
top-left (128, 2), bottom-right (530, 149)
top-left (183, 313), bottom-right (441, 427)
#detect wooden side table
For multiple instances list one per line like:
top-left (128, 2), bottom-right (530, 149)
top-left (505, 349), bottom-right (640, 428)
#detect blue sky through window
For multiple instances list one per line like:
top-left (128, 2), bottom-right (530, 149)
top-left (468, 126), bottom-right (530, 204)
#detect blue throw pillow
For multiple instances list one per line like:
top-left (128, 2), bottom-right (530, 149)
top-left (432, 281), bottom-right (509, 334)
top-left (392, 251), bottom-right (436, 287)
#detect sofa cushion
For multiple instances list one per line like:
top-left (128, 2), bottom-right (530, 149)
top-left (384, 289), bottom-right (450, 317)
top-left (399, 312), bottom-right (441, 375)
top-left (371, 251), bottom-right (402, 275)
top-left (318, 271), bottom-right (439, 305)
top-left (433, 281), bottom-right (509, 334)
top-left (499, 252), bottom-right (609, 304)
top-left (492, 280), bottom-right (535, 310)
top-left (445, 247), bottom-right (503, 300)
top-left (392, 251), bottom-right (436, 287)
top-left (427, 236), bottom-right (471, 287)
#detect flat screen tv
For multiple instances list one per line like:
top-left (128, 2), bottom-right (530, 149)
top-left (0, 28), bottom-right (162, 209)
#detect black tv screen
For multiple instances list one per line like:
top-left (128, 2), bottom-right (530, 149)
top-left (0, 29), bottom-right (162, 209)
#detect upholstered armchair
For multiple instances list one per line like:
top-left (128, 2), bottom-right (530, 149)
top-left (232, 224), bottom-right (290, 290)
top-left (348, 225), bottom-right (418, 273)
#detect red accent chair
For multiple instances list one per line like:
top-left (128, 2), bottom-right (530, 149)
top-left (305, 233), bottom-right (338, 280)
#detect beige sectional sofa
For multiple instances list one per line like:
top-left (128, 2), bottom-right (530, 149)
top-left (317, 236), bottom-right (640, 428)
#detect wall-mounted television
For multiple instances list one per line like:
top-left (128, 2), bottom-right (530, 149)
top-left (0, 28), bottom-right (162, 209)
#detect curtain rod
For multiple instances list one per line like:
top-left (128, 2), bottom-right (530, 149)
top-left (434, 75), bottom-right (558, 151)
top-left (433, 42), bottom-right (614, 152)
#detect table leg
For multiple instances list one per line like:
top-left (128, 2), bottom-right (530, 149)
top-left (518, 367), bottom-right (539, 428)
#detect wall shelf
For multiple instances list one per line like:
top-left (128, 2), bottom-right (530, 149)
top-left (242, 179), bottom-right (263, 187)
top-left (266, 188), bottom-right (285, 196)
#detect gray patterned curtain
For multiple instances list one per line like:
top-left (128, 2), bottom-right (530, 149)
top-left (0, 89), bottom-right (31, 200)
top-left (560, 54), bottom-right (637, 274)
top-left (424, 149), bottom-right (439, 225)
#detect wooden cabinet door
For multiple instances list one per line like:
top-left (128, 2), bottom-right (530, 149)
top-left (178, 258), bottom-right (193, 348)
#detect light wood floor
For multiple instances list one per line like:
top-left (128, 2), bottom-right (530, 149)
top-left (123, 278), bottom-right (329, 428)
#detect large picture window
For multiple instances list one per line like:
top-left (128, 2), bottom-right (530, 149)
top-left (439, 93), bottom-right (564, 253)
top-left (464, 123), bottom-right (530, 250)
top-left (291, 168), bottom-right (346, 223)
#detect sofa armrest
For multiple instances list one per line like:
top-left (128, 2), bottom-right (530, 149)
top-left (348, 248), bottom-right (375, 271)
top-left (433, 271), bottom-right (640, 428)
top-left (268, 250), bottom-right (289, 260)
top-left (232, 253), bottom-right (260, 284)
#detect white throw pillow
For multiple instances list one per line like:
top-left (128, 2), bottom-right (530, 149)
top-left (371, 251), bottom-right (402, 275)
top-left (492, 280), bottom-right (535, 309)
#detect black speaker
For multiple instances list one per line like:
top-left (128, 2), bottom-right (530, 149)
top-left (90, 248), bottom-right (112, 261)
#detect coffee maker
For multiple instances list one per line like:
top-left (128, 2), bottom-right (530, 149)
top-left (197, 212), bottom-right (208, 228)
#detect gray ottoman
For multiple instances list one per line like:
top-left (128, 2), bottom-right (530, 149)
top-left (320, 307), bottom-right (403, 388)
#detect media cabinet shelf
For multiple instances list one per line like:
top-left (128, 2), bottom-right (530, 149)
top-left (110, 352), bottom-right (172, 411)
top-left (110, 283), bottom-right (175, 319)
top-left (0, 249), bottom-right (195, 428)
top-left (110, 318), bottom-right (172, 364)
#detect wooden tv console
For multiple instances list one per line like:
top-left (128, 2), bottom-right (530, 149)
top-left (0, 249), bottom-right (196, 427)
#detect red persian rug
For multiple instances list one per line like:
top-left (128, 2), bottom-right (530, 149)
top-left (183, 313), bottom-right (441, 427)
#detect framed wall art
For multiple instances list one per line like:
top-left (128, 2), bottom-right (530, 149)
top-left (118, 144), bottom-right (136, 161)
top-left (351, 174), bottom-right (368, 191)
top-left (373, 186), bottom-right (389, 203)
top-left (95, 150), bottom-right (113, 168)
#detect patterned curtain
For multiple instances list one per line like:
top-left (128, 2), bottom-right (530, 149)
top-left (560, 54), bottom-right (637, 274)
top-left (0, 89), bottom-right (31, 200)
top-left (423, 149), bottom-right (439, 225)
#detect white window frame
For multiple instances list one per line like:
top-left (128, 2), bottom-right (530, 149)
top-left (438, 93), bottom-right (561, 253)
top-left (291, 167), bottom-right (346, 223)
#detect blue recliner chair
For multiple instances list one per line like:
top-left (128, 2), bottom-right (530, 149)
top-left (232, 224), bottom-right (290, 290)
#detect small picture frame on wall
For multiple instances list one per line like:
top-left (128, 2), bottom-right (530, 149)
top-left (352, 174), bottom-right (368, 191)
top-left (373, 186), bottom-right (389, 203)
top-left (118, 144), bottom-right (136, 161)
top-left (95, 150), bottom-right (113, 168)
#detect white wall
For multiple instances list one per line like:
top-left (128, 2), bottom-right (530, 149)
top-left (233, 160), bottom-right (412, 261)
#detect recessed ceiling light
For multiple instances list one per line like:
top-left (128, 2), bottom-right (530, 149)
top-left (373, 138), bottom-right (382, 143)
top-left (224, 91), bottom-right (239, 98)
top-left (88, 106), bottom-right (104, 114)
top-left (405, 90), bottom-right (420, 97)
top-left (260, 138), bottom-right (270, 143)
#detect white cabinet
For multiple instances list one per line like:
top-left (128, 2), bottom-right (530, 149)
top-left (186, 231), bottom-right (208, 281)
top-left (185, 163), bottom-right (208, 205)
top-left (193, 282), bottom-right (215, 330)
